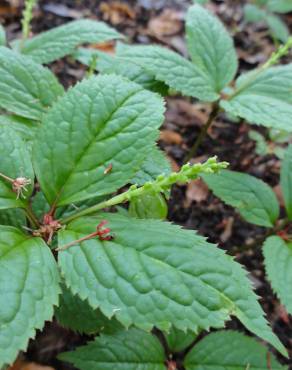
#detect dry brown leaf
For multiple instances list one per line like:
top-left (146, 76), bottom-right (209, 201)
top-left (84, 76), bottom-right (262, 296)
top-left (89, 41), bottom-right (116, 54)
top-left (160, 130), bottom-right (183, 145)
top-left (8, 358), bottom-right (24, 370)
top-left (166, 99), bottom-right (208, 127)
top-left (167, 156), bottom-right (180, 172)
top-left (100, 1), bottom-right (136, 24)
top-left (189, 155), bottom-right (208, 165)
top-left (8, 360), bottom-right (55, 370)
top-left (148, 9), bottom-right (183, 37)
top-left (220, 216), bottom-right (234, 243)
top-left (23, 364), bottom-right (55, 370)
top-left (0, 4), bottom-right (18, 16)
top-left (276, 305), bottom-right (290, 324)
top-left (185, 179), bottom-right (209, 207)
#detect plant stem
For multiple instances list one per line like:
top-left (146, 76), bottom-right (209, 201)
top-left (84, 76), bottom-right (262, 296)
top-left (25, 205), bottom-right (40, 228)
top-left (56, 231), bottom-right (99, 251)
top-left (60, 157), bottom-right (228, 224)
top-left (86, 54), bottom-right (98, 78)
top-left (183, 102), bottom-right (220, 164)
top-left (0, 172), bottom-right (14, 183)
top-left (228, 37), bottom-right (292, 101)
top-left (60, 191), bottom-right (138, 224)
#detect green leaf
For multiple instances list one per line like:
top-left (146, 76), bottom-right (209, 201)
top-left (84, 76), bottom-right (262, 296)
top-left (267, 14), bottom-right (290, 42)
top-left (0, 209), bottom-right (27, 228)
top-left (256, 0), bottom-right (269, 4)
top-left (166, 327), bottom-right (196, 353)
top-left (55, 285), bottom-right (122, 334)
top-left (269, 128), bottom-right (292, 143)
top-left (0, 227), bottom-right (60, 367)
top-left (221, 64), bottom-right (292, 131)
top-left (21, 19), bottom-right (123, 64)
top-left (235, 64), bottom-right (292, 104)
top-left (267, 0), bottom-right (292, 13)
top-left (33, 74), bottom-right (164, 206)
top-left (31, 191), bottom-right (50, 220)
top-left (74, 47), bottom-right (169, 95)
top-left (120, 45), bottom-right (219, 102)
top-left (244, 4), bottom-right (267, 22)
top-left (0, 115), bottom-right (38, 142)
top-left (263, 236), bottom-right (292, 314)
top-left (58, 213), bottom-right (286, 356)
top-left (129, 193), bottom-right (168, 219)
top-left (186, 4), bottom-right (238, 92)
top-left (59, 328), bottom-right (166, 370)
top-left (248, 130), bottom-right (269, 156)
top-left (0, 24), bottom-right (6, 46)
top-left (281, 145), bottom-right (292, 219)
top-left (184, 330), bottom-right (286, 370)
top-left (202, 170), bottom-right (279, 227)
top-left (192, 0), bottom-right (208, 4)
top-left (0, 47), bottom-right (64, 120)
top-left (131, 146), bottom-right (172, 186)
top-left (0, 125), bottom-right (34, 210)
top-left (274, 146), bottom-right (286, 159)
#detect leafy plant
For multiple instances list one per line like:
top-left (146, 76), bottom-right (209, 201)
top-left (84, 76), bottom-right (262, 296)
top-left (249, 128), bottom-right (292, 159)
top-left (60, 329), bottom-right (286, 370)
top-left (74, 4), bottom-right (292, 163)
top-left (0, 69), bottom-right (286, 365)
top-left (203, 144), bottom-right (292, 316)
top-left (0, 2), bottom-right (290, 369)
top-left (244, 0), bottom-right (292, 42)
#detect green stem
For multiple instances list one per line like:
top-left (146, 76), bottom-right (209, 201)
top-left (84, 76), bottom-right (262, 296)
top-left (183, 102), bottom-right (220, 164)
top-left (25, 204), bottom-right (40, 228)
top-left (228, 37), bottom-right (292, 101)
top-left (86, 54), bottom-right (98, 78)
top-left (60, 157), bottom-right (228, 224)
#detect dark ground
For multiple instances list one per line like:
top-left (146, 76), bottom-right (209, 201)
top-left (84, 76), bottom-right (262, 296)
top-left (1, 0), bottom-right (292, 369)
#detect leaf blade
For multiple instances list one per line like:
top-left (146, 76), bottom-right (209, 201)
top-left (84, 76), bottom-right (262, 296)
top-left (21, 19), bottom-right (123, 64)
top-left (263, 236), bottom-right (292, 314)
top-left (0, 227), bottom-right (60, 366)
top-left (184, 330), bottom-right (286, 370)
top-left (0, 47), bottom-right (64, 120)
top-left (131, 146), bottom-right (171, 186)
top-left (221, 64), bottom-right (292, 131)
top-left (202, 170), bottom-right (279, 227)
top-left (267, 0), bottom-right (292, 13)
top-left (74, 47), bottom-right (169, 95)
top-left (58, 214), bottom-right (286, 356)
top-left (186, 4), bottom-right (238, 91)
top-left (119, 45), bottom-right (219, 101)
top-left (33, 75), bottom-right (165, 206)
top-left (0, 125), bottom-right (34, 210)
top-left (280, 145), bottom-right (292, 219)
top-left (59, 328), bottom-right (166, 370)
top-left (55, 284), bottom-right (122, 334)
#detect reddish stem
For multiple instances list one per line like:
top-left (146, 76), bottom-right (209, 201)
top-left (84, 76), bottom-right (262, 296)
top-left (56, 220), bottom-right (112, 251)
